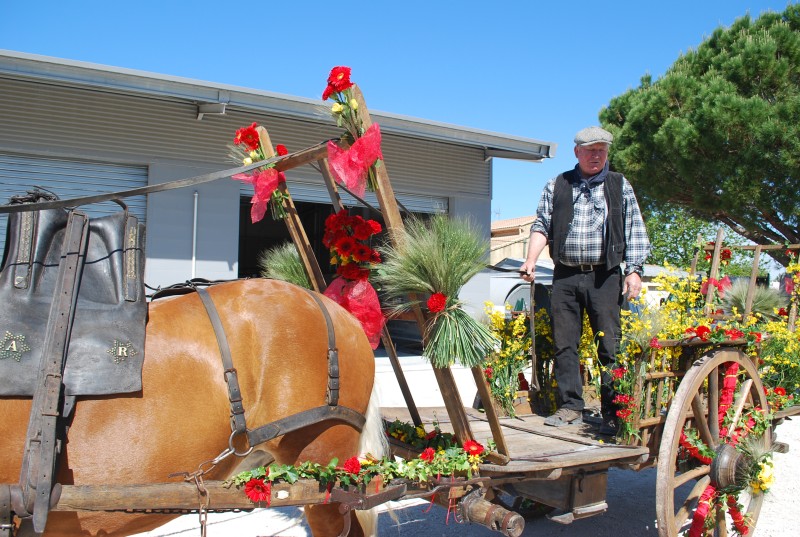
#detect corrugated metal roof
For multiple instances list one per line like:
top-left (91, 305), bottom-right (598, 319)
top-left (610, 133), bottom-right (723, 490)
top-left (0, 50), bottom-right (556, 162)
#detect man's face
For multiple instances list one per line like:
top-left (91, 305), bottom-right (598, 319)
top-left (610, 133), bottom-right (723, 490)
top-left (574, 143), bottom-right (609, 176)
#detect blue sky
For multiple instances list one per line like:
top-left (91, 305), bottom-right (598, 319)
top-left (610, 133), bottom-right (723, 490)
top-left (0, 1), bottom-right (793, 221)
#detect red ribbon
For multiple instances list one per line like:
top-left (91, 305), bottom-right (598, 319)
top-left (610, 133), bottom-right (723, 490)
top-left (327, 123), bottom-right (383, 198)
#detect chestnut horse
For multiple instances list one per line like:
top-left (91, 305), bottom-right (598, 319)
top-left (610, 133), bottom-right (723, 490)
top-left (1, 279), bottom-right (385, 536)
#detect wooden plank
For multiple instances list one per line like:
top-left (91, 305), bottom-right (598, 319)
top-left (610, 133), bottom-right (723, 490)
top-left (53, 480), bottom-right (424, 512)
top-left (257, 127), bottom-right (326, 291)
top-left (470, 367), bottom-right (509, 456)
top-left (744, 245), bottom-right (762, 319)
top-left (349, 84), bottom-right (475, 446)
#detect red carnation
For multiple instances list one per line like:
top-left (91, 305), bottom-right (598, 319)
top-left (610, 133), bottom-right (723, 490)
top-left (427, 292), bottom-right (447, 313)
top-left (234, 122), bottom-right (261, 152)
top-left (276, 144), bottom-right (288, 156)
top-left (463, 439), bottom-right (484, 457)
top-left (420, 447), bottom-right (436, 463)
top-left (244, 477), bottom-right (271, 503)
top-left (774, 386), bottom-right (787, 396)
top-left (343, 456), bottom-right (361, 475)
top-left (367, 219), bottom-right (382, 235)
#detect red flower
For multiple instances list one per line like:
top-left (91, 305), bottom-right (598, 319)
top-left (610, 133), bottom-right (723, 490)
top-left (234, 122), bottom-right (261, 152)
top-left (334, 236), bottom-right (357, 257)
top-left (322, 66), bottom-right (354, 100)
top-left (352, 243), bottom-right (374, 263)
top-left (427, 292), bottom-right (447, 313)
top-left (425, 430), bottom-right (438, 440)
top-left (483, 366), bottom-right (493, 380)
top-left (327, 66), bottom-right (353, 92)
top-left (517, 372), bottom-right (529, 391)
top-left (463, 439), bottom-right (484, 456)
top-left (724, 328), bottom-right (744, 340)
top-left (774, 386), bottom-right (787, 396)
top-left (721, 248), bottom-right (732, 261)
top-left (338, 263), bottom-right (370, 281)
top-left (695, 325), bottom-right (711, 341)
top-left (343, 456), bottom-right (361, 475)
top-left (276, 144), bottom-right (288, 156)
top-left (244, 477), bottom-right (271, 503)
top-left (749, 331), bottom-right (762, 343)
top-left (688, 485), bottom-right (717, 537)
top-left (611, 367), bottom-right (627, 380)
top-left (420, 447), bottom-right (436, 463)
top-left (649, 337), bottom-right (662, 349)
top-left (367, 219), bottom-right (382, 235)
top-left (779, 307), bottom-right (789, 317)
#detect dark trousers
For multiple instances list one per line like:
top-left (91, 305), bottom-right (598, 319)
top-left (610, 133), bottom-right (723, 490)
top-left (550, 264), bottom-right (623, 415)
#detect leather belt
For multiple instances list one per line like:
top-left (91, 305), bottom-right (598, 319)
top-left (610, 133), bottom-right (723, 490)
top-left (564, 264), bottom-right (603, 272)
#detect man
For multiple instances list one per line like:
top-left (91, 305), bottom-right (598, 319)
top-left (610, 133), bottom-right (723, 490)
top-left (520, 126), bottom-right (649, 435)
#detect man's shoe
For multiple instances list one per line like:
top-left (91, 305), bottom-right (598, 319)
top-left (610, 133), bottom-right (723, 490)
top-left (599, 417), bottom-right (618, 436)
top-left (544, 408), bottom-right (582, 427)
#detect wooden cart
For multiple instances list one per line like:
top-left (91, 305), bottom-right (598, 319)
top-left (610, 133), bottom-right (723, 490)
top-left (2, 83), bottom-right (798, 537)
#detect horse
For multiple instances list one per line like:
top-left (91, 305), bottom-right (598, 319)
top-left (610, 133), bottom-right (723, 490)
top-left (1, 278), bottom-right (385, 536)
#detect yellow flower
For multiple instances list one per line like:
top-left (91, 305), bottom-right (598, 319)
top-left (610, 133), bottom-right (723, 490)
top-left (597, 331), bottom-right (605, 338)
top-left (331, 103), bottom-right (344, 114)
top-left (242, 157), bottom-right (253, 165)
top-left (349, 99), bottom-right (359, 111)
top-left (415, 426), bottom-right (426, 439)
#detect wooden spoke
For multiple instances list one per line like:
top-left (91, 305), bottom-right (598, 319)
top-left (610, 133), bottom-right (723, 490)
top-left (673, 475), bottom-right (710, 534)
top-left (708, 366), bottom-right (720, 440)
top-left (725, 378), bottom-right (753, 441)
top-left (691, 393), bottom-right (717, 450)
top-left (656, 348), bottom-right (770, 537)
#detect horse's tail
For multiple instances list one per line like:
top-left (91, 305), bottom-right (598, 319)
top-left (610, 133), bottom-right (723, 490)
top-left (355, 380), bottom-right (388, 536)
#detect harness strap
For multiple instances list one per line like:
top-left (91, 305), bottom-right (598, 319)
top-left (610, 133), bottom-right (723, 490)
top-left (195, 287), bottom-right (247, 436)
top-left (300, 288), bottom-right (340, 406)
top-left (247, 405), bottom-right (366, 447)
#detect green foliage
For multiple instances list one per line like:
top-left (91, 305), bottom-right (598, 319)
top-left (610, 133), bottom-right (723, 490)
top-left (377, 214), bottom-right (488, 305)
top-left (257, 242), bottom-right (312, 289)
top-left (721, 279), bottom-right (787, 318)
top-left (643, 204), bottom-right (716, 267)
top-left (600, 6), bottom-right (800, 262)
top-left (376, 214), bottom-right (498, 368)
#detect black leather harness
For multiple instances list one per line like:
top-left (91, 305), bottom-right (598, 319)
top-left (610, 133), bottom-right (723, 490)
top-left (179, 281), bottom-right (366, 452)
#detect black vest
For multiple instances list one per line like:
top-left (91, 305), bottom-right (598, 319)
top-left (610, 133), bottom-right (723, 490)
top-left (549, 169), bottom-right (625, 270)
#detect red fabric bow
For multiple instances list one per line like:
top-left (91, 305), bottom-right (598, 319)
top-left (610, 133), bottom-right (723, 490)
top-left (323, 277), bottom-right (385, 349)
top-left (233, 167), bottom-right (286, 223)
top-left (327, 123), bottom-right (383, 198)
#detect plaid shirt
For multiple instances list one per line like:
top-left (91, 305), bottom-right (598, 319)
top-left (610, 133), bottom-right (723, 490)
top-left (531, 174), bottom-right (650, 274)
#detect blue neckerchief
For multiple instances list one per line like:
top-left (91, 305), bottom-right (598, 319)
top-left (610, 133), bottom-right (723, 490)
top-left (573, 161), bottom-right (609, 198)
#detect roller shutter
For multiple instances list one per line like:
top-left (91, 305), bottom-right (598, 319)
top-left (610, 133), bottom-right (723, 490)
top-left (0, 153), bottom-right (147, 255)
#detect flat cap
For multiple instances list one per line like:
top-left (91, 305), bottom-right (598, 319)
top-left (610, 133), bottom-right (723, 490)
top-left (574, 126), bottom-right (613, 146)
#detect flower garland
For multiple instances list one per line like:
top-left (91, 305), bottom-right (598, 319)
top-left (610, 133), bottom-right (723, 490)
top-left (321, 209), bottom-right (385, 349)
top-left (321, 66), bottom-right (383, 198)
top-left (230, 122), bottom-right (290, 222)
top-left (229, 437), bottom-right (490, 506)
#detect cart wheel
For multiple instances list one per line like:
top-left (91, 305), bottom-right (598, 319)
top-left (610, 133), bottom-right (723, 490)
top-left (656, 347), bottom-right (771, 537)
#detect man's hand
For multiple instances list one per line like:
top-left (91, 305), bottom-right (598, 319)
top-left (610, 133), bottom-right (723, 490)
top-left (519, 261), bottom-right (536, 282)
top-left (623, 272), bottom-right (642, 299)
